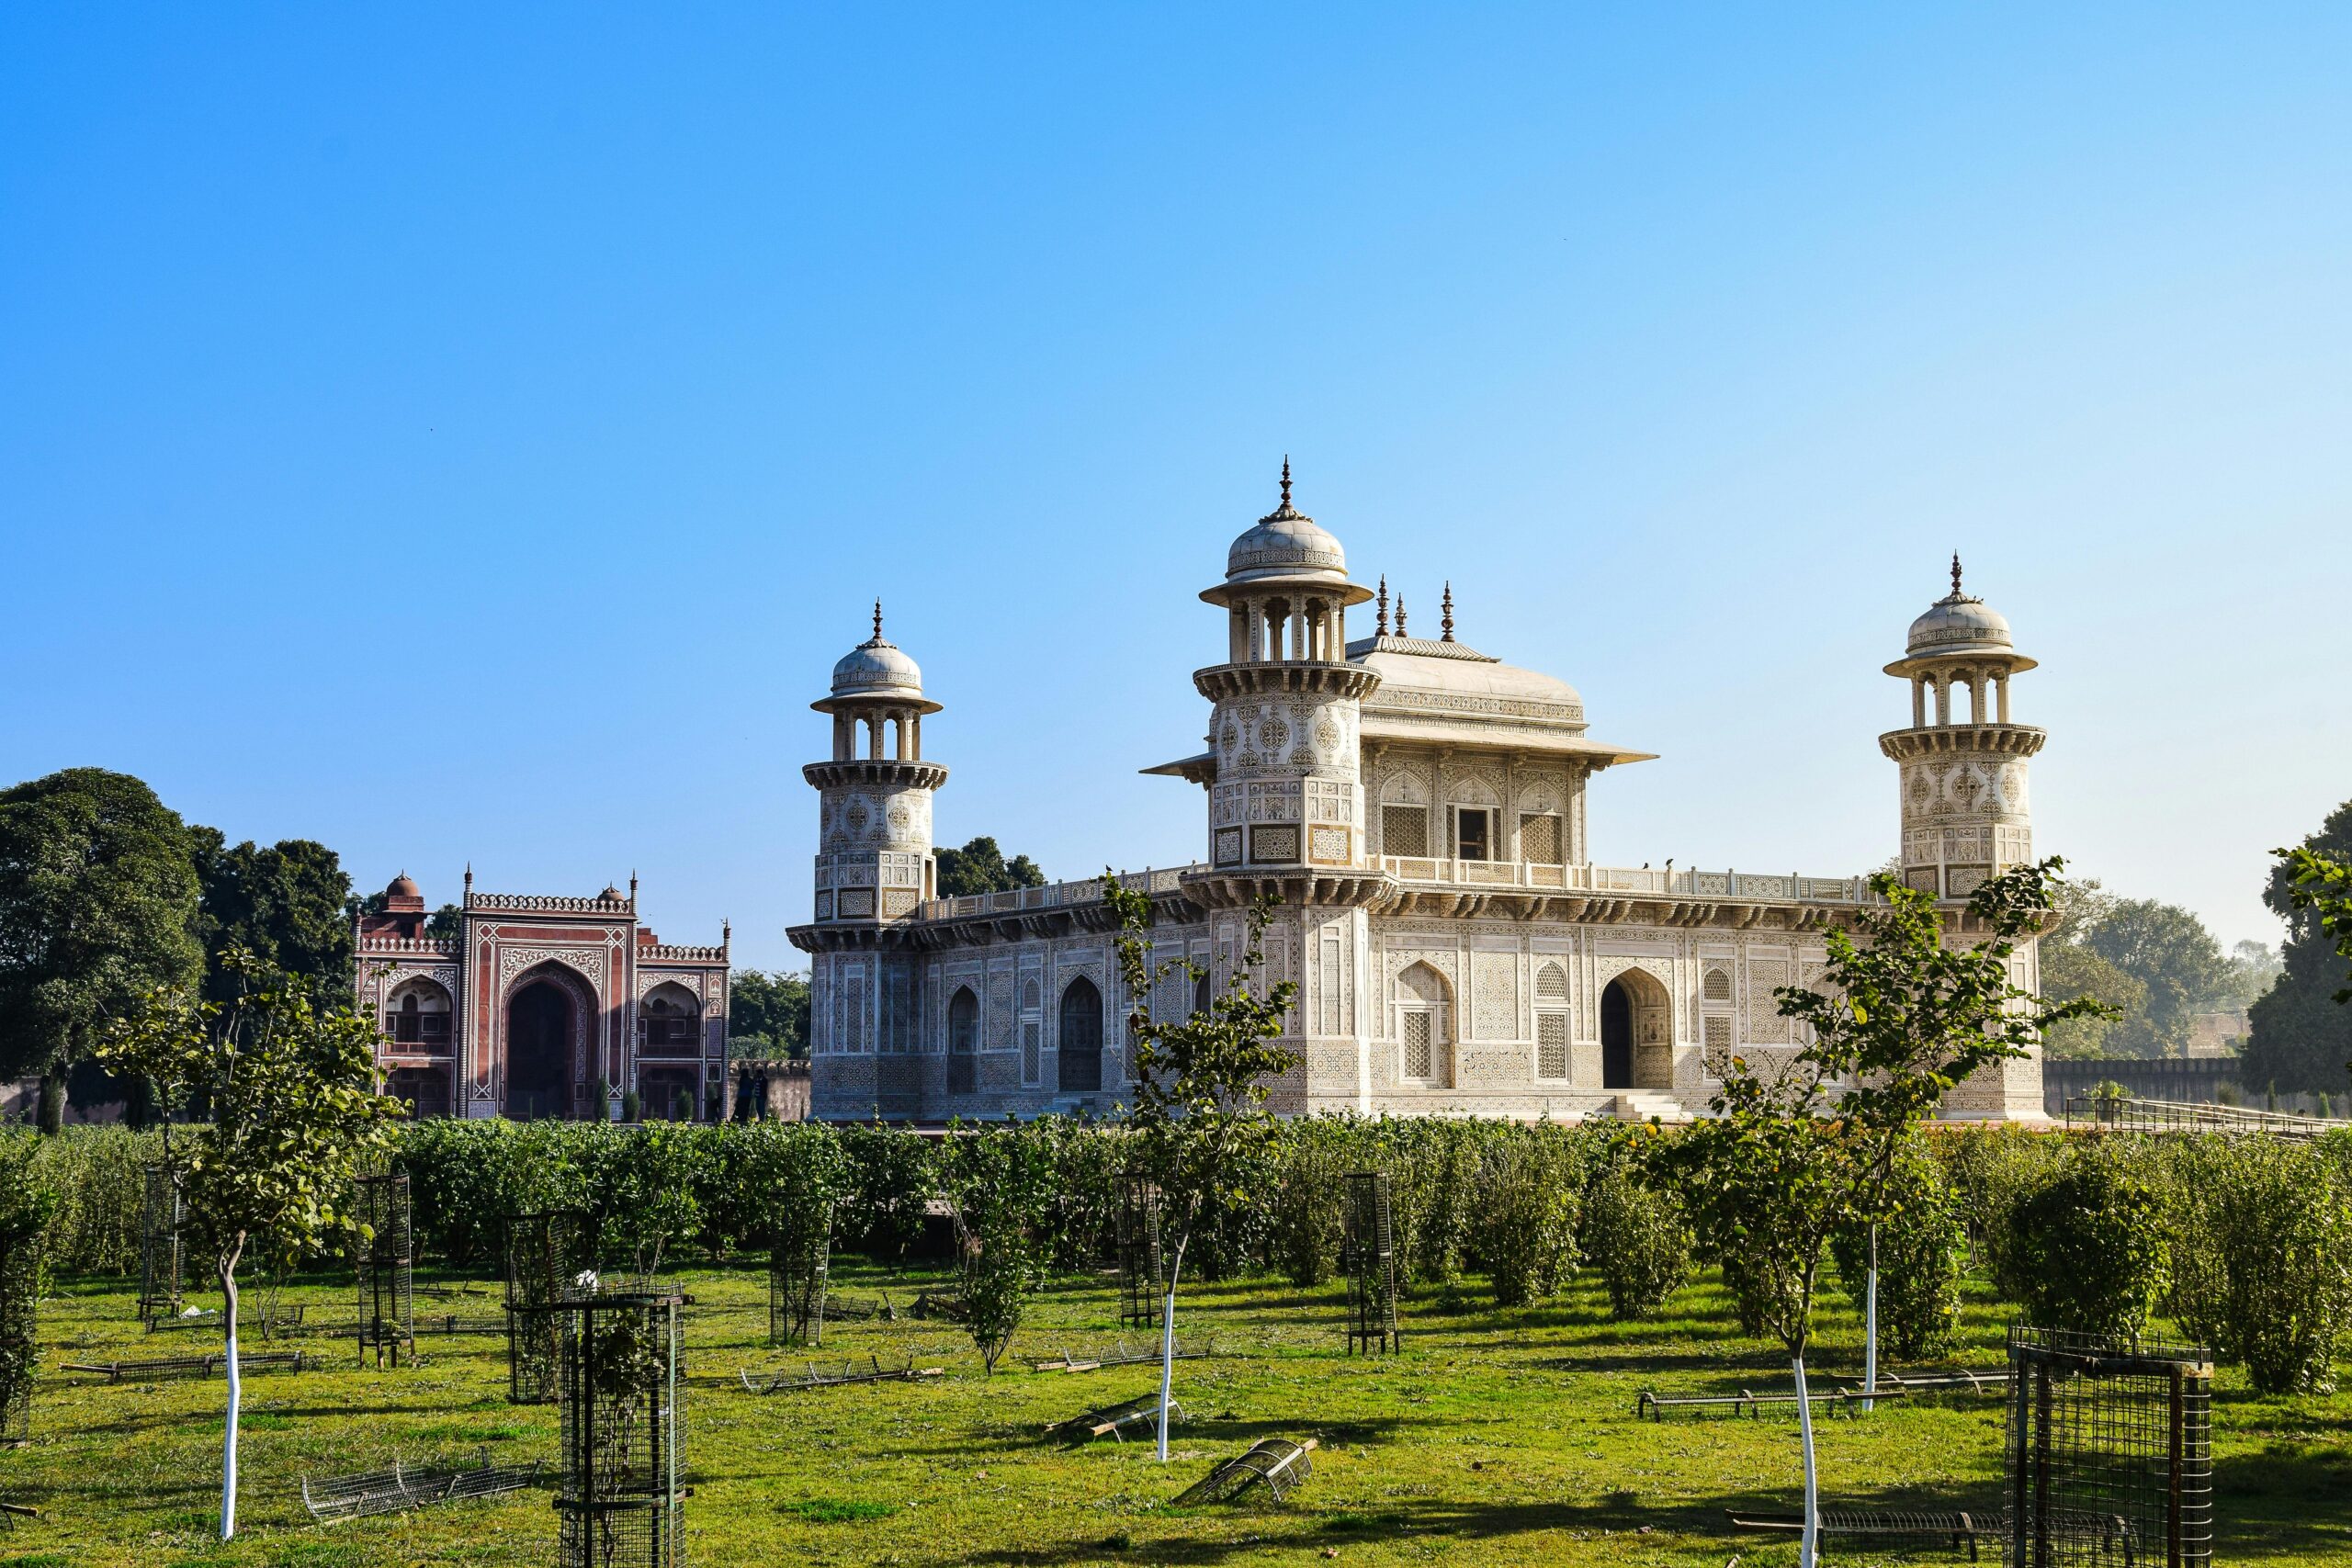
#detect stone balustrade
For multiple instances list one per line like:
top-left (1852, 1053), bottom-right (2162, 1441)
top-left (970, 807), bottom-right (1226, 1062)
top-left (356, 936), bottom-right (461, 955)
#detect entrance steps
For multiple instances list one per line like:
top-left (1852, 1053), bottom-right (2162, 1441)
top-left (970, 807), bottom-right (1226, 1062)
top-left (1611, 1092), bottom-right (1689, 1123)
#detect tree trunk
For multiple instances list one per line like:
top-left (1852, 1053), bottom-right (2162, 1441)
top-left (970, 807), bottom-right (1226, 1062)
top-left (219, 1253), bottom-right (243, 1540)
top-left (35, 1063), bottom-right (64, 1135)
top-left (1156, 1237), bottom-right (1187, 1463)
top-left (1793, 1354), bottom-right (1819, 1568)
top-left (1862, 1224), bottom-right (1880, 1416)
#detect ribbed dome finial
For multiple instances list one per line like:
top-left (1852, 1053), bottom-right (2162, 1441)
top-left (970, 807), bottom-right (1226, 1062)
top-left (1951, 553), bottom-right (1963, 599)
top-left (1441, 581), bottom-right (1455, 643)
top-left (1280, 455), bottom-right (1292, 508)
top-left (1375, 575), bottom-right (1389, 636)
top-left (873, 598), bottom-right (885, 641)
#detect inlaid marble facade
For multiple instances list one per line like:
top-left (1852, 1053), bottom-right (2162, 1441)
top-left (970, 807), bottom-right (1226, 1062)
top-left (792, 479), bottom-right (2048, 1123)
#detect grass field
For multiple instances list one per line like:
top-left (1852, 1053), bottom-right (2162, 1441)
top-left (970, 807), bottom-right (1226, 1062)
top-left (6, 1258), bottom-right (2346, 1567)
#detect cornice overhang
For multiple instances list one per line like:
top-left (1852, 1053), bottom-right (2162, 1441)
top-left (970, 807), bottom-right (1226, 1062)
top-left (802, 759), bottom-right (952, 790)
top-left (1193, 662), bottom-right (1383, 703)
top-left (1877, 725), bottom-right (2047, 761)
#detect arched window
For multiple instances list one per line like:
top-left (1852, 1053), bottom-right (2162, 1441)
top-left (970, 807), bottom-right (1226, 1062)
top-left (947, 987), bottom-right (979, 1094)
top-left (1533, 961), bottom-right (1569, 1081)
top-left (1058, 977), bottom-right (1102, 1092)
top-left (637, 983), bottom-right (701, 1051)
top-left (1396, 962), bottom-right (1453, 1088)
top-left (1534, 962), bottom-right (1569, 1002)
top-left (1702, 966), bottom-right (1732, 1003)
top-left (384, 977), bottom-right (452, 1046)
top-left (1193, 972), bottom-right (1212, 1017)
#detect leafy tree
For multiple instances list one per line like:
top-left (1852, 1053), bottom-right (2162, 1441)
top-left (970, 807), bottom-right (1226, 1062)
top-left (940, 1125), bottom-right (1057, 1372)
top-left (1584, 1132), bottom-right (1695, 1319)
top-left (2221, 940), bottom-right (2282, 1011)
top-left (189, 829), bottom-right (356, 1000)
top-left (2082, 897), bottom-right (2233, 1057)
top-left (729, 969), bottom-right (812, 1059)
top-left (2245, 804), bottom-right (2352, 1094)
top-left (1828, 1134), bottom-right (1965, 1359)
top-left (425, 903), bottom-right (461, 941)
top-left (95, 949), bottom-right (403, 1540)
top-left (1658, 862), bottom-right (2101, 1568)
top-left (0, 769), bottom-right (204, 1133)
top-left (1106, 875), bottom-right (1298, 1461)
top-left (2036, 880), bottom-right (2144, 1058)
top-left (933, 836), bottom-right (1046, 897)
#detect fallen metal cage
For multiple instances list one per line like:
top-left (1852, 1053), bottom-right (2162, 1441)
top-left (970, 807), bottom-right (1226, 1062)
top-left (2003, 1326), bottom-right (2212, 1568)
top-left (555, 1290), bottom-right (684, 1568)
top-left (507, 1210), bottom-right (591, 1404)
top-left (301, 1449), bottom-right (545, 1522)
top-left (0, 1232), bottom-right (37, 1445)
top-left (1344, 1171), bottom-right (1400, 1356)
top-left (1176, 1437), bottom-right (1318, 1506)
top-left (137, 1164), bottom-right (184, 1324)
top-left (766, 1200), bottom-right (833, 1349)
top-left (356, 1174), bottom-right (414, 1368)
top-left (1116, 1179), bottom-right (1163, 1331)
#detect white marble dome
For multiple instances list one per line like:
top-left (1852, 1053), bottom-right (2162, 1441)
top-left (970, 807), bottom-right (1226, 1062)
top-left (1225, 460), bottom-right (1348, 584)
top-left (1905, 591), bottom-right (2016, 660)
top-left (831, 626), bottom-right (925, 701)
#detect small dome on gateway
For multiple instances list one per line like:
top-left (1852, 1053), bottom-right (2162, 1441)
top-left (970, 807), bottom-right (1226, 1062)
top-left (1224, 458), bottom-right (1348, 584)
top-left (1905, 555), bottom-right (2020, 660)
top-left (386, 871), bottom-right (421, 901)
top-left (830, 601), bottom-right (926, 701)
top-left (598, 883), bottom-right (625, 902)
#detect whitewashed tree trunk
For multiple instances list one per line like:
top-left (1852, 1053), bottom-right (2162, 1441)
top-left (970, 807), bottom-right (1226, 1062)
top-left (1155, 1288), bottom-right (1177, 1461)
top-left (1792, 1354), bottom-right (1818, 1568)
top-left (1863, 1224), bottom-right (1880, 1416)
top-left (219, 1265), bottom-right (241, 1540)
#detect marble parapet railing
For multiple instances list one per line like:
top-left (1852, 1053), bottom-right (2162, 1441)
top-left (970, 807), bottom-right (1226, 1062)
top-left (1375, 858), bottom-right (1876, 903)
top-left (912, 859), bottom-right (1872, 925)
top-left (642, 943), bottom-right (728, 963)
top-left (918, 865), bottom-right (1206, 923)
top-left (356, 936), bottom-right (461, 955)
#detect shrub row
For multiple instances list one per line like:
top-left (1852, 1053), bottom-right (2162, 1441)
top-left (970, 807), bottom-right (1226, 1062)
top-left (17, 1117), bottom-right (2350, 1392)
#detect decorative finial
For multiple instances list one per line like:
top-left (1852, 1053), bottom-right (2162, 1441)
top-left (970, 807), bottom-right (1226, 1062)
top-left (1951, 553), bottom-right (1962, 598)
top-left (872, 598), bottom-right (885, 640)
top-left (1280, 455), bottom-right (1292, 507)
top-left (1375, 575), bottom-right (1389, 637)
top-left (1395, 596), bottom-right (1408, 637)
top-left (1441, 581), bottom-right (1455, 643)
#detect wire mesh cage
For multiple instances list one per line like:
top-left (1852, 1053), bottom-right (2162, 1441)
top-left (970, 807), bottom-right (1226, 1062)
top-left (1344, 1171), bottom-right (1400, 1356)
top-left (136, 1164), bottom-right (184, 1325)
top-left (356, 1174), bottom-right (414, 1369)
top-left (2003, 1326), bottom-right (2213, 1568)
top-left (555, 1290), bottom-right (684, 1568)
top-left (507, 1210), bottom-right (591, 1404)
top-left (1116, 1179), bottom-right (1163, 1331)
top-left (0, 1230), bottom-right (38, 1446)
top-left (766, 1199), bottom-right (833, 1349)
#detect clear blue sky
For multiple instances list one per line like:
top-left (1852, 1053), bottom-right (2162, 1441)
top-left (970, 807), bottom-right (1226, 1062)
top-left (4, 6), bottom-right (2346, 971)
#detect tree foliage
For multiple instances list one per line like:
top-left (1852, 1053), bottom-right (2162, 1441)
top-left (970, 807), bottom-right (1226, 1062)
top-left (2004, 1142), bottom-right (2170, 1340)
top-left (0, 769), bottom-right (205, 1132)
top-left (2245, 804), bottom-right (2352, 1094)
top-left (191, 829), bottom-right (356, 1001)
top-left (94, 947), bottom-right (403, 1540)
top-left (940, 1126), bottom-right (1057, 1372)
top-left (1662, 861), bottom-right (2102, 1359)
top-left (933, 836), bottom-right (1046, 897)
top-left (1584, 1132), bottom-right (1694, 1319)
top-left (729, 969), bottom-right (812, 1059)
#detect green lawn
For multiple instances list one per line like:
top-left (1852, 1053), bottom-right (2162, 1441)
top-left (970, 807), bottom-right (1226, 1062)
top-left (6, 1260), bottom-right (2346, 1566)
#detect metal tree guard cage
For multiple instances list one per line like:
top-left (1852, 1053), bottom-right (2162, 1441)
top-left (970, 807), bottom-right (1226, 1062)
top-left (136, 1164), bottom-right (184, 1324)
top-left (767, 1200), bottom-right (833, 1349)
top-left (356, 1174), bottom-right (414, 1369)
top-left (0, 1232), bottom-right (37, 1445)
top-left (1344, 1171), bottom-right (1400, 1356)
top-left (2003, 1327), bottom-right (2213, 1568)
top-left (507, 1211), bottom-right (591, 1404)
top-left (1116, 1179), bottom-right (1163, 1330)
top-left (555, 1290), bottom-right (684, 1568)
